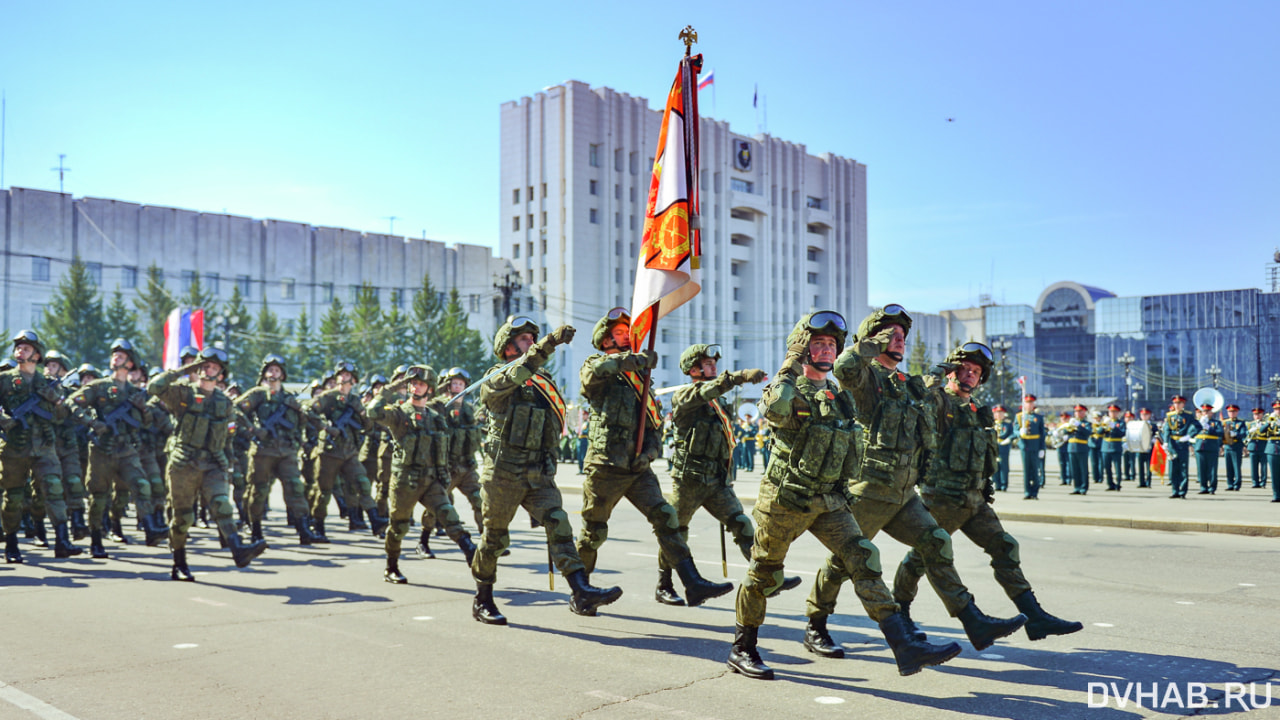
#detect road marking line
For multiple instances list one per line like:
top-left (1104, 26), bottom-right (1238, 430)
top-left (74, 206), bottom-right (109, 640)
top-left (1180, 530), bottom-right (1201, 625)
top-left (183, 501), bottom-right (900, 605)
top-left (623, 553), bottom-right (816, 575)
top-left (1093, 623), bottom-right (1114, 627)
top-left (980, 653), bottom-right (1005, 660)
top-left (190, 597), bottom-right (226, 607)
top-left (412, 616), bottom-right (433, 621)
top-left (1239, 583), bottom-right (1256, 587)
top-left (814, 696), bottom-right (845, 704)
top-left (173, 644), bottom-right (199, 649)
top-left (0, 680), bottom-right (81, 720)
top-left (1175, 601), bottom-right (1194, 605)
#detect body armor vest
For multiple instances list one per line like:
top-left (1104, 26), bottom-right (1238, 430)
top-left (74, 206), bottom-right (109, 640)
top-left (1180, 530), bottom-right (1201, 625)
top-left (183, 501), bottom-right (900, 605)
top-left (924, 391), bottom-right (996, 494)
top-left (765, 377), bottom-right (859, 506)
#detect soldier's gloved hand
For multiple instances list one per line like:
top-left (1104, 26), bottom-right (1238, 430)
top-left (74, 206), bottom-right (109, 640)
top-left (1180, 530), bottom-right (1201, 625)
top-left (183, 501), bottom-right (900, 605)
top-left (931, 362), bottom-right (960, 376)
top-left (91, 420), bottom-right (109, 436)
top-left (178, 360), bottom-right (204, 375)
top-left (786, 330), bottom-right (810, 359)
top-left (642, 349), bottom-right (659, 370)
top-left (549, 325), bottom-right (576, 346)
top-left (323, 424), bottom-right (340, 436)
top-left (982, 479), bottom-right (996, 505)
top-left (734, 368), bottom-right (767, 385)
top-left (37, 385), bottom-right (62, 403)
top-left (1038, 450), bottom-right (1045, 459)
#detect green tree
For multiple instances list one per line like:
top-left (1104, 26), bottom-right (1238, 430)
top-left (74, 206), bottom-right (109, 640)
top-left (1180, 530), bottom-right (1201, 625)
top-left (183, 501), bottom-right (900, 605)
top-left (382, 290), bottom-right (409, 369)
top-left (179, 271), bottom-right (218, 318)
top-left (292, 308), bottom-right (321, 382)
top-left (348, 283), bottom-right (386, 375)
top-left (103, 288), bottom-right (140, 356)
top-left (431, 288), bottom-right (490, 380)
top-left (245, 299), bottom-right (287, 383)
top-left (407, 272), bottom-right (443, 367)
top-left (907, 337), bottom-right (933, 377)
top-left (39, 258), bottom-right (109, 366)
top-left (318, 297), bottom-right (351, 367)
top-left (133, 263), bottom-right (177, 362)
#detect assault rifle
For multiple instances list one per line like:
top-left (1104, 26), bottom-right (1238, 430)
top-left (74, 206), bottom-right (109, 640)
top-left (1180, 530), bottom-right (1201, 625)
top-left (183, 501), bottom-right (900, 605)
top-left (9, 394), bottom-right (53, 430)
top-left (101, 401), bottom-right (142, 436)
top-left (331, 406), bottom-right (363, 434)
top-left (259, 403), bottom-right (295, 440)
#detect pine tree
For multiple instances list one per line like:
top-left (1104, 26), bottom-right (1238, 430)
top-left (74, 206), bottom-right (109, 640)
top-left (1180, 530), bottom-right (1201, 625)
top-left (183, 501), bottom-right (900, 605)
top-left (319, 297), bottom-right (351, 369)
top-left (382, 290), bottom-right (409, 371)
top-left (103, 288), bottom-right (140, 353)
top-left (348, 282), bottom-right (386, 375)
top-left (215, 286), bottom-right (253, 381)
top-left (39, 258), bottom-right (109, 366)
top-left (407, 272), bottom-right (443, 367)
top-left (432, 288), bottom-right (490, 380)
top-left (292, 308), bottom-right (321, 382)
top-left (133, 263), bottom-right (176, 363)
top-left (180, 272), bottom-right (218, 319)
top-left (246, 299), bottom-right (286, 383)
top-left (907, 336), bottom-right (933, 377)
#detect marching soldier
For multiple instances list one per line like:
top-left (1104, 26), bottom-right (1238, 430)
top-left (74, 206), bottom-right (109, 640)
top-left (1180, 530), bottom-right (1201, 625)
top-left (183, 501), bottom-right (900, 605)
top-left (40, 351), bottom-right (89, 541)
top-left (1194, 404), bottom-right (1222, 495)
top-left (1101, 404), bottom-right (1126, 491)
top-left (658, 343), bottom-right (800, 606)
top-left (1160, 395), bottom-right (1201, 499)
top-left (576, 308), bottom-right (732, 607)
top-left (893, 344), bottom-right (1082, 642)
top-left (470, 316), bottom-right (622, 624)
top-left (1, 331), bottom-right (81, 562)
top-left (236, 354), bottom-right (323, 545)
top-left (992, 406), bottom-right (1013, 492)
top-left (802, 308), bottom-right (1023, 661)
top-left (67, 338), bottom-right (166, 556)
top-left (359, 374), bottom-right (390, 519)
top-left (727, 310), bottom-right (962, 681)
top-left (129, 362), bottom-right (168, 538)
top-left (440, 367), bottom-right (485, 533)
top-left (1248, 407), bottom-right (1269, 488)
top-left (1221, 405), bottom-right (1247, 492)
top-left (1065, 405), bottom-right (1093, 495)
top-left (150, 347), bottom-right (266, 580)
top-left (1014, 395), bottom-right (1045, 499)
top-left (367, 365), bottom-right (477, 584)
top-left (304, 361), bottom-right (389, 537)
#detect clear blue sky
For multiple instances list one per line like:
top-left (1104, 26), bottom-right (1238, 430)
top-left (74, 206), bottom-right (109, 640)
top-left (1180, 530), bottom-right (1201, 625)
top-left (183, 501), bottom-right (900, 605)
top-left (2, 1), bottom-right (1276, 313)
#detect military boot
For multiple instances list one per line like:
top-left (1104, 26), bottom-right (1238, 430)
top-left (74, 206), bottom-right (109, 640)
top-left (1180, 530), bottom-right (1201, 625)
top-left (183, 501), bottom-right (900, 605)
top-left (348, 507), bottom-right (368, 532)
top-left (1013, 590), bottom-right (1083, 641)
top-left (249, 519), bottom-right (265, 544)
top-left (311, 517), bottom-right (330, 544)
top-left (803, 614), bottom-right (844, 658)
top-left (673, 557), bottom-right (733, 607)
top-left (89, 528), bottom-right (109, 559)
top-left (53, 523), bottom-right (83, 558)
top-left (142, 513), bottom-right (168, 547)
top-left (957, 601), bottom-right (1027, 651)
top-left (294, 515), bottom-right (320, 545)
top-left (32, 517), bottom-right (48, 548)
top-left (171, 548), bottom-right (194, 581)
top-left (384, 553), bottom-right (407, 584)
top-left (566, 570), bottom-right (623, 616)
top-left (109, 516), bottom-right (128, 544)
top-left (70, 509), bottom-right (88, 540)
top-left (472, 583), bottom-right (507, 625)
top-left (4, 532), bottom-right (22, 564)
top-left (21, 512), bottom-right (35, 538)
top-left (654, 568), bottom-right (686, 606)
top-left (878, 612), bottom-right (962, 676)
top-left (415, 529), bottom-right (434, 559)
top-left (228, 533), bottom-right (267, 569)
top-left (335, 493), bottom-right (349, 520)
top-left (766, 575), bottom-right (803, 597)
top-left (367, 507), bottom-right (389, 538)
top-left (726, 624), bottom-right (774, 680)
top-left (899, 600), bottom-right (928, 641)
top-left (456, 534), bottom-right (477, 566)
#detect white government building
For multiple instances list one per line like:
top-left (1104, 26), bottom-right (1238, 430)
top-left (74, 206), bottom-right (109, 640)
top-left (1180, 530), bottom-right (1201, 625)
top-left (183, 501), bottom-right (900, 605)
top-left (500, 80), bottom-right (869, 398)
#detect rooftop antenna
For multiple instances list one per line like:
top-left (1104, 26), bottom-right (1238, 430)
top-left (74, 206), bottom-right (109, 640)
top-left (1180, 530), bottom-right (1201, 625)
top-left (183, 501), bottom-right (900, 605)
top-left (51, 153), bottom-right (70, 193)
top-left (382, 215), bottom-right (398, 235)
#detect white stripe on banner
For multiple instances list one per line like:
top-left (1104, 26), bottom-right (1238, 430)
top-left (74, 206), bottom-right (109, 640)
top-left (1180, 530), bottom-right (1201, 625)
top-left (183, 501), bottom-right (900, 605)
top-left (0, 680), bottom-right (81, 720)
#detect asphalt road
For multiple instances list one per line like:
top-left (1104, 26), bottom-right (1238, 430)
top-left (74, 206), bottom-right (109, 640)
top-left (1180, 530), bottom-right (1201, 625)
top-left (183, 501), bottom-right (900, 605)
top-left (2, 474), bottom-right (1278, 720)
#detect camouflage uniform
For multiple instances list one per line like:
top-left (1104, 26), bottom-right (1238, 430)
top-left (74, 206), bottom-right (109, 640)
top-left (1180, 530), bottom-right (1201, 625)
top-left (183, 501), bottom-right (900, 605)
top-left (305, 387), bottom-right (386, 534)
top-left (236, 381), bottom-right (320, 543)
top-left (1, 358), bottom-right (75, 561)
top-left (442, 384), bottom-right (485, 532)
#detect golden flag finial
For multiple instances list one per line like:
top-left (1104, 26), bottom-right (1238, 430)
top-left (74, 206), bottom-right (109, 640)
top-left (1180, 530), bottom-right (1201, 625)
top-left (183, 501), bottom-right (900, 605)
top-left (679, 26), bottom-right (698, 50)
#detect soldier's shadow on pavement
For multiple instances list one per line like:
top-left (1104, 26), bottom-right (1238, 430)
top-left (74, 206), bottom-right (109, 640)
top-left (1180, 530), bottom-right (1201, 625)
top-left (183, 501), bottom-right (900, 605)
top-left (516, 618), bottom-right (729, 662)
top-left (200, 580), bottom-right (393, 605)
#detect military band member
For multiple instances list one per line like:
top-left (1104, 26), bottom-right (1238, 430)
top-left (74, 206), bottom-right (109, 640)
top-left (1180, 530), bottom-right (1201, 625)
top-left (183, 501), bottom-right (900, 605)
top-left (150, 347), bottom-right (266, 580)
top-left (1101, 404), bottom-right (1126, 491)
top-left (1160, 395), bottom-right (1201, 499)
top-left (1065, 405), bottom-right (1093, 495)
top-left (727, 310), bottom-right (962, 681)
top-left (576, 308), bottom-right (732, 607)
top-left (1248, 408), bottom-right (1269, 488)
top-left (1015, 395), bottom-right (1045, 499)
top-left (893, 344), bottom-right (1082, 642)
top-left (1221, 405), bottom-right (1247, 492)
top-left (470, 316), bottom-right (622, 624)
top-left (992, 406), bottom-right (1013, 492)
top-left (1266, 402), bottom-right (1280, 502)
top-left (1054, 411), bottom-right (1073, 486)
top-left (1194, 404), bottom-right (1222, 495)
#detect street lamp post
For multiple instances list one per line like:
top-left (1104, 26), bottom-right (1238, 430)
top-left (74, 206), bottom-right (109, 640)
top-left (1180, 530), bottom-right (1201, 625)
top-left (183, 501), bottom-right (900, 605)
top-left (1270, 373), bottom-right (1280, 400)
top-left (212, 313), bottom-right (241, 352)
top-left (1205, 363), bottom-right (1222, 390)
top-left (1118, 352), bottom-right (1136, 412)
top-left (991, 338), bottom-right (1013, 409)
top-left (1131, 381), bottom-right (1143, 414)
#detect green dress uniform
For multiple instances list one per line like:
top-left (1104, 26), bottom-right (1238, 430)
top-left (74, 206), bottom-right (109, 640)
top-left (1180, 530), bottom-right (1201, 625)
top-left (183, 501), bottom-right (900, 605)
top-left (304, 388), bottom-right (387, 536)
top-left (1248, 417), bottom-right (1269, 488)
top-left (1193, 416), bottom-right (1223, 494)
top-left (1222, 416), bottom-right (1247, 491)
top-left (236, 385), bottom-right (322, 544)
top-left (1101, 416), bottom-right (1127, 490)
top-left (894, 386), bottom-right (1083, 642)
top-left (1160, 407), bottom-right (1201, 498)
top-left (1064, 416), bottom-right (1093, 495)
top-left (1265, 414), bottom-right (1280, 502)
top-left (1, 367), bottom-right (76, 562)
top-left (1088, 422), bottom-right (1104, 485)
top-left (994, 417), bottom-right (1014, 491)
top-left (366, 380), bottom-right (475, 584)
top-left (1014, 410), bottom-right (1045, 498)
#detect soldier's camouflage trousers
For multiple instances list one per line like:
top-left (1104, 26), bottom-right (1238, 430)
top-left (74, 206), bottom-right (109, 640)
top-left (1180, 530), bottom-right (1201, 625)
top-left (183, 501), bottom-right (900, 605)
top-left (139, 448), bottom-right (166, 515)
top-left (658, 471), bottom-right (753, 571)
top-left (2, 449), bottom-right (65, 532)
top-left (387, 468), bottom-right (466, 558)
top-left (25, 445), bottom-right (85, 522)
top-left (577, 462), bottom-right (690, 573)
top-left (472, 459), bottom-right (584, 585)
top-left (86, 447), bottom-right (146, 531)
top-left (167, 459), bottom-right (236, 551)
top-left (246, 451), bottom-right (309, 522)
top-left (808, 493), bottom-right (973, 618)
top-left (309, 453), bottom-right (368, 521)
top-left (894, 488), bottom-right (1030, 605)
top-left (736, 480), bottom-right (898, 628)
top-left (447, 463), bottom-right (484, 532)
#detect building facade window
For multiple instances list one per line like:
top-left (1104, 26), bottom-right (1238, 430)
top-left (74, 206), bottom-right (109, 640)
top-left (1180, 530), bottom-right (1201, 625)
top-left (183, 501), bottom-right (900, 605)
top-left (807, 272), bottom-right (818, 284)
top-left (589, 144), bottom-right (600, 167)
top-left (321, 282), bottom-right (334, 302)
top-left (86, 262), bottom-right (102, 286)
top-left (32, 258), bottom-right (49, 282)
top-left (282, 278), bottom-right (296, 300)
top-left (181, 270), bottom-right (196, 293)
top-left (206, 272), bottom-right (220, 296)
top-left (589, 209), bottom-right (599, 224)
top-left (589, 179), bottom-right (598, 195)
top-left (121, 266), bottom-right (138, 289)
top-left (806, 196), bottom-right (824, 210)
top-left (513, 243), bottom-right (520, 259)
top-left (31, 303), bottom-right (44, 326)
top-left (237, 275), bottom-right (251, 298)
top-left (513, 188), bottom-right (520, 204)
top-left (512, 216), bottom-right (520, 231)
top-left (731, 178), bottom-right (754, 194)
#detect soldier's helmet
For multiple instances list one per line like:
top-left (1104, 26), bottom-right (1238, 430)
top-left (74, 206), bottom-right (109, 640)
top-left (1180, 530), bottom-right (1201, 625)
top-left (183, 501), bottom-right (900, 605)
top-left (333, 360), bottom-right (359, 383)
top-left (439, 366), bottom-right (470, 392)
top-left (180, 345), bottom-right (200, 363)
top-left (148, 366), bottom-right (162, 380)
top-left (404, 364), bottom-right (437, 389)
top-left (133, 359), bottom-right (150, 378)
top-left (0, 357), bottom-right (17, 371)
top-left (226, 380), bottom-right (243, 395)
top-left (197, 346), bottom-right (229, 377)
top-left (786, 311), bottom-right (848, 355)
top-left (591, 307), bottom-right (631, 351)
top-left (944, 342), bottom-right (994, 385)
top-left (109, 338), bottom-right (142, 370)
top-left (391, 364), bottom-right (409, 382)
top-left (12, 329), bottom-right (46, 363)
top-left (76, 363), bottom-right (101, 381)
top-left (857, 304), bottom-right (912, 342)
top-left (493, 315), bottom-right (540, 359)
top-left (368, 373), bottom-right (389, 389)
top-left (260, 353), bottom-right (288, 382)
top-left (679, 343), bottom-right (722, 374)
top-left (43, 350), bottom-right (71, 373)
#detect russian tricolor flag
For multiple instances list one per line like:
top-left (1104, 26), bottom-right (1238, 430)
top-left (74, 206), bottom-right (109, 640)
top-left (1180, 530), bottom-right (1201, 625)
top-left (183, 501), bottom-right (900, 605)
top-left (698, 69), bottom-right (714, 91)
top-left (163, 307), bottom-right (204, 369)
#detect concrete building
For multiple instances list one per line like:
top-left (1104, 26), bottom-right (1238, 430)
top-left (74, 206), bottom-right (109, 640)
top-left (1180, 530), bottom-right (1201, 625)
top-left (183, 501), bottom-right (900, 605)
top-left (0, 186), bottom-right (526, 350)
top-left (500, 80), bottom-right (869, 397)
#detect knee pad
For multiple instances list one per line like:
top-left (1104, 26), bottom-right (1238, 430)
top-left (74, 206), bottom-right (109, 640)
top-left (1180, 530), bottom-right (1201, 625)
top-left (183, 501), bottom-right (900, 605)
top-left (646, 503), bottom-right (679, 535)
top-left (837, 536), bottom-right (883, 580)
top-left (747, 560), bottom-right (785, 595)
top-left (583, 521), bottom-right (609, 549)
top-left (43, 474), bottom-right (64, 496)
top-left (210, 494), bottom-right (236, 521)
top-left (543, 508), bottom-right (573, 542)
top-left (728, 513), bottom-right (754, 542)
top-left (916, 527), bottom-right (955, 565)
top-left (984, 532), bottom-right (1020, 568)
top-left (389, 520), bottom-right (411, 541)
top-left (483, 529), bottom-right (511, 553)
top-left (440, 504), bottom-right (461, 525)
